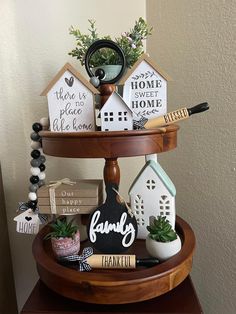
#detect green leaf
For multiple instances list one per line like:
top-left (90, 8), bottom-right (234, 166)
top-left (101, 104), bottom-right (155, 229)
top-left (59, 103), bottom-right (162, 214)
top-left (147, 215), bottom-right (177, 243)
top-left (68, 17), bottom-right (152, 68)
top-left (44, 217), bottom-right (79, 240)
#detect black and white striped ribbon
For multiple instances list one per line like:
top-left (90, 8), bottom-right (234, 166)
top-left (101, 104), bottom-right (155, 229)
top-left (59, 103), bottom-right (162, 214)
top-left (58, 247), bottom-right (93, 272)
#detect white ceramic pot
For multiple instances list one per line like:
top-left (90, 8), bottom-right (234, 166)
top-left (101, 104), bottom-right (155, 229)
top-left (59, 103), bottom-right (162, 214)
top-left (51, 231), bottom-right (80, 258)
top-left (146, 235), bottom-right (182, 261)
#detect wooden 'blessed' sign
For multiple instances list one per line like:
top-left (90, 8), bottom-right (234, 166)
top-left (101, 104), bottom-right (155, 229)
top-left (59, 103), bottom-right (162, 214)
top-left (41, 63), bottom-right (99, 132)
top-left (120, 54), bottom-right (172, 120)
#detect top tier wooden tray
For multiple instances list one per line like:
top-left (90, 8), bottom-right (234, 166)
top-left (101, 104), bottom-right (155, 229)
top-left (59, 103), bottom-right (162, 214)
top-left (39, 125), bottom-right (179, 159)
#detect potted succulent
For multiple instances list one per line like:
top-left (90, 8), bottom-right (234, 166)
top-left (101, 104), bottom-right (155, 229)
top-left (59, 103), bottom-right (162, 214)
top-left (146, 216), bottom-right (181, 261)
top-left (68, 17), bottom-right (152, 70)
top-left (44, 217), bottom-right (80, 258)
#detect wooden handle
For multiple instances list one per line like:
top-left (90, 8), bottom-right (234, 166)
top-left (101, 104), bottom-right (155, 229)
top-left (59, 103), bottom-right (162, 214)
top-left (144, 102), bottom-right (209, 129)
top-left (104, 158), bottom-right (120, 186)
top-left (99, 84), bottom-right (116, 107)
top-left (145, 108), bottom-right (189, 129)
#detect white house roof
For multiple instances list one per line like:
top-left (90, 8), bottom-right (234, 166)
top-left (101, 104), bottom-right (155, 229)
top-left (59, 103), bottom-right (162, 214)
top-left (119, 53), bottom-right (172, 85)
top-left (40, 62), bottom-right (100, 96)
top-left (129, 160), bottom-right (176, 196)
top-left (100, 92), bottom-right (133, 115)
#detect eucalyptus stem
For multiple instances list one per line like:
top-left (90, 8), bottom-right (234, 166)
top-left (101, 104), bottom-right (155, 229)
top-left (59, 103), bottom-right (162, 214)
top-left (68, 17), bottom-right (153, 68)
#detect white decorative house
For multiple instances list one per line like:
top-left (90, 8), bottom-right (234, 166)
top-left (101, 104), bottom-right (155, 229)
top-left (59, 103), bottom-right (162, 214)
top-left (129, 160), bottom-right (176, 239)
top-left (14, 209), bottom-right (40, 234)
top-left (120, 53), bottom-right (172, 120)
top-left (100, 92), bottom-right (133, 131)
top-left (41, 63), bottom-right (99, 132)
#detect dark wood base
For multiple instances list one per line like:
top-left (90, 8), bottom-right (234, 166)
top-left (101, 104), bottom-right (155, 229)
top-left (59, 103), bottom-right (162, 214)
top-left (20, 276), bottom-right (203, 314)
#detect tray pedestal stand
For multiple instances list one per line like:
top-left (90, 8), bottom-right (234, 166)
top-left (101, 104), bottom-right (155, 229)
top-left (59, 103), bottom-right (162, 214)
top-left (33, 125), bottom-right (196, 304)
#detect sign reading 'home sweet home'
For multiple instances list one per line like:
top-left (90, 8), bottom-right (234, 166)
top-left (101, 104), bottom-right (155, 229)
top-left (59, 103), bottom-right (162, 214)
top-left (41, 63), bottom-right (99, 132)
top-left (121, 54), bottom-right (171, 120)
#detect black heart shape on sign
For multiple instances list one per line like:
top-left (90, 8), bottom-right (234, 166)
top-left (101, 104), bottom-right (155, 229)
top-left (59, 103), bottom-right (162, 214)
top-left (25, 216), bottom-right (32, 221)
top-left (65, 76), bottom-right (74, 87)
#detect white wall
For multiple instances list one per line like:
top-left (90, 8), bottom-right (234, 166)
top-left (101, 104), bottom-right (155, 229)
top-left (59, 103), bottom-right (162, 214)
top-left (147, 1), bottom-right (236, 313)
top-left (0, 0), bottom-right (146, 311)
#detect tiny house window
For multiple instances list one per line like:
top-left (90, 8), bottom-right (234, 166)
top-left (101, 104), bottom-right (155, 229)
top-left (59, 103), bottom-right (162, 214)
top-left (159, 195), bottom-right (171, 216)
top-left (134, 194), bottom-right (144, 211)
top-left (118, 111), bottom-right (128, 121)
top-left (136, 217), bottom-right (145, 226)
top-left (134, 194), bottom-right (144, 226)
top-left (146, 179), bottom-right (156, 190)
top-left (104, 112), bottom-right (114, 122)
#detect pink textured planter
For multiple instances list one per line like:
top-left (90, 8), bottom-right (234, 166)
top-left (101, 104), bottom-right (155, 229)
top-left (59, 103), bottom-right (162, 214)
top-left (51, 231), bottom-right (80, 258)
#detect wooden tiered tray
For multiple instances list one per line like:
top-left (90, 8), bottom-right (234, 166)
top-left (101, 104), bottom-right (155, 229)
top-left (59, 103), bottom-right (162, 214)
top-left (39, 125), bottom-right (179, 185)
top-left (32, 216), bottom-right (195, 304)
top-left (34, 125), bottom-right (196, 304)
top-left (39, 125), bottom-right (179, 158)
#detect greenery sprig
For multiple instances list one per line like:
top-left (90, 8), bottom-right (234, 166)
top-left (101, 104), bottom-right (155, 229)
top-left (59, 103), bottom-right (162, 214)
top-left (68, 17), bottom-right (152, 68)
top-left (44, 217), bottom-right (79, 240)
top-left (147, 216), bottom-right (177, 243)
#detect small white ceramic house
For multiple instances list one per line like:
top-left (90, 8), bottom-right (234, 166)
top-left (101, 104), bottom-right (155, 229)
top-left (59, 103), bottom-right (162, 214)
top-left (100, 92), bottom-right (133, 131)
top-left (41, 63), bottom-right (99, 132)
top-left (129, 160), bottom-right (176, 239)
top-left (120, 54), bottom-right (172, 120)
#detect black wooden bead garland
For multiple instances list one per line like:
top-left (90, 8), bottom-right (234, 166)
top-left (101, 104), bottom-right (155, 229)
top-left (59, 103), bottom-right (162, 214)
top-left (18, 118), bottom-right (49, 214)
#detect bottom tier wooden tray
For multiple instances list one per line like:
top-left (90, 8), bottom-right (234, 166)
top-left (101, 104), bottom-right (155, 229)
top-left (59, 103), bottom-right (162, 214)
top-left (32, 216), bottom-right (195, 304)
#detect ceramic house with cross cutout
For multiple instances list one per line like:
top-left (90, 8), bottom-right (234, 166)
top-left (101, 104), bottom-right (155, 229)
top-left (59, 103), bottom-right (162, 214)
top-left (100, 92), bottom-right (133, 131)
top-left (120, 53), bottom-right (172, 120)
top-left (41, 63), bottom-right (99, 132)
top-left (129, 160), bottom-right (176, 239)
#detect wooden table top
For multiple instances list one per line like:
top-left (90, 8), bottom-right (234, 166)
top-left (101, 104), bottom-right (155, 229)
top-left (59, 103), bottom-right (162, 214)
top-left (21, 276), bottom-right (202, 314)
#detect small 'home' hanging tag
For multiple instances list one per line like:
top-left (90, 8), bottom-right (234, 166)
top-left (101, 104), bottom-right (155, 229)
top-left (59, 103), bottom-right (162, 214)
top-left (14, 209), bottom-right (40, 234)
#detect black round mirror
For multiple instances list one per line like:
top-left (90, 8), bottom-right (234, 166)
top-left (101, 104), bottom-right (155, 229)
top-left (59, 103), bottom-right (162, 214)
top-left (85, 39), bottom-right (126, 85)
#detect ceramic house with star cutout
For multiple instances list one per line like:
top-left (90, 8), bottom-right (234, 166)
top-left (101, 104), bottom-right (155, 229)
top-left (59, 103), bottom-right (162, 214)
top-left (120, 53), bottom-right (172, 120)
top-left (129, 160), bottom-right (176, 239)
top-left (100, 92), bottom-right (133, 131)
top-left (41, 63), bottom-right (99, 132)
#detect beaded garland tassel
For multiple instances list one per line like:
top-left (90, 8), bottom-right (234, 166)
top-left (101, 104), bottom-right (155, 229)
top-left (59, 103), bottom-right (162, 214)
top-left (28, 118), bottom-right (49, 211)
top-left (16, 117), bottom-right (50, 232)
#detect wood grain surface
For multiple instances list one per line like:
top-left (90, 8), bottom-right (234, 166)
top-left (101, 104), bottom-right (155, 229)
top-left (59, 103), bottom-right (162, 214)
top-left (39, 125), bottom-right (179, 159)
top-left (32, 216), bottom-right (195, 304)
top-left (21, 276), bottom-right (203, 313)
